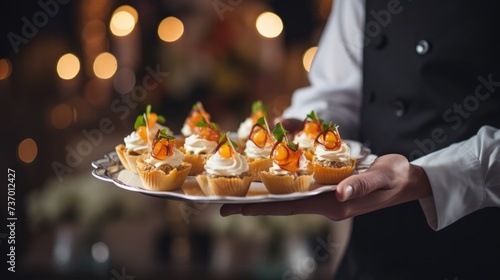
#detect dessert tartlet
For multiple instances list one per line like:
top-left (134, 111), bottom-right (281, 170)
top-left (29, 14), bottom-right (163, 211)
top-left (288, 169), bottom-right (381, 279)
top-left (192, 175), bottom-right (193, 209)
top-left (181, 102), bottom-right (211, 137)
top-left (243, 116), bottom-right (274, 181)
top-left (259, 123), bottom-right (313, 194)
top-left (136, 129), bottom-right (192, 191)
top-left (293, 111), bottom-right (324, 161)
top-left (195, 133), bottom-right (252, 196)
top-left (115, 105), bottom-right (171, 173)
top-left (236, 100), bottom-right (268, 152)
top-left (310, 123), bottom-right (356, 184)
top-left (181, 117), bottom-right (221, 175)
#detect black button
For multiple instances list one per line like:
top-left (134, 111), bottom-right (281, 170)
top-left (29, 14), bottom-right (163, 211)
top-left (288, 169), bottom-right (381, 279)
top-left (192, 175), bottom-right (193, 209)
top-left (394, 100), bottom-right (407, 117)
top-left (416, 40), bottom-right (430, 55)
top-left (370, 34), bottom-right (387, 49)
top-left (368, 91), bottom-right (376, 103)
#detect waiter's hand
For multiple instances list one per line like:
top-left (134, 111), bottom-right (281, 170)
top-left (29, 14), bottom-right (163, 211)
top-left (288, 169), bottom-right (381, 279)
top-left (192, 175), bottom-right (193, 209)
top-left (220, 154), bottom-right (433, 220)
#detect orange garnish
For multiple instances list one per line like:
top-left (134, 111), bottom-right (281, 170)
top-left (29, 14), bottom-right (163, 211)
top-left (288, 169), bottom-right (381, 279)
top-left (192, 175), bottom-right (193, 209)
top-left (270, 141), bottom-right (303, 173)
top-left (186, 102), bottom-right (211, 130)
top-left (136, 126), bottom-right (148, 142)
top-left (218, 144), bottom-right (233, 159)
top-left (195, 126), bottom-right (221, 142)
top-left (147, 113), bottom-right (158, 128)
top-left (151, 130), bottom-right (175, 160)
top-left (315, 127), bottom-right (342, 150)
top-left (250, 109), bottom-right (266, 124)
top-left (302, 121), bottom-right (322, 137)
top-left (249, 124), bottom-right (272, 148)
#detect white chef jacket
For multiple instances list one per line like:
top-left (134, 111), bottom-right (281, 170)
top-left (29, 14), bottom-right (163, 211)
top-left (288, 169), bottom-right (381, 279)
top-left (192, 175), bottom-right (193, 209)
top-left (282, 0), bottom-right (500, 231)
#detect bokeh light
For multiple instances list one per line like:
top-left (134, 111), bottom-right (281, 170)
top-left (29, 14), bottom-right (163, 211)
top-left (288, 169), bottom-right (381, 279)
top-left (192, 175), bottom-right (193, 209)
top-left (0, 58), bottom-right (12, 80)
top-left (91, 242), bottom-right (110, 263)
top-left (256, 12), bottom-right (283, 38)
top-left (110, 9), bottom-right (136, 37)
top-left (57, 53), bottom-right (80, 80)
top-left (93, 52), bottom-right (117, 79)
top-left (18, 138), bottom-right (38, 164)
top-left (51, 103), bottom-right (73, 129)
top-left (158, 17), bottom-right (184, 42)
top-left (302, 46), bottom-right (318, 72)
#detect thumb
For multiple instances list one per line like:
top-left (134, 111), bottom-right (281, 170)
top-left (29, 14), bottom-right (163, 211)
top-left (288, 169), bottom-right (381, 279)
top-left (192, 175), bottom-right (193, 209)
top-left (336, 170), bottom-right (391, 202)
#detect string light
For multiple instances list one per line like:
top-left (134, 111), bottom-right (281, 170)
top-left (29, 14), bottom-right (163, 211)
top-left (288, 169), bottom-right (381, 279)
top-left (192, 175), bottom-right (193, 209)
top-left (18, 138), bottom-right (38, 164)
top-left (302, 46), bottom-right (318, 72)
top-left (93, 52), bottom-right (117, 79)
top-left (158, 17), bottom-right (184, 42)
top-left (256, 12), bottom-right (283, 38)
top-left (57, 53), bottom-right (80, 80)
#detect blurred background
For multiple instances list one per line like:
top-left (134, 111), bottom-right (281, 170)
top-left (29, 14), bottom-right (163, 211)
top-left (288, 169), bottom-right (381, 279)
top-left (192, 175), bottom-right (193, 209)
top-left (1, 0), bottom-right (347, 279)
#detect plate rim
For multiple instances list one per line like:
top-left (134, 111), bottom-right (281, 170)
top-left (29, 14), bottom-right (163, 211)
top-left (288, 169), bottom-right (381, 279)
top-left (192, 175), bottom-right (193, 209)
top-left (91, 140), bottom-right (375, 204)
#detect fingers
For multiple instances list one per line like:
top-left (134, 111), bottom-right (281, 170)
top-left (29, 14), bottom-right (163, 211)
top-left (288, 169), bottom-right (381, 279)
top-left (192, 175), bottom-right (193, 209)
top-left (220, 192), bottom-right (337, 217)
top-left (336, 155), bottom-right (405, 202)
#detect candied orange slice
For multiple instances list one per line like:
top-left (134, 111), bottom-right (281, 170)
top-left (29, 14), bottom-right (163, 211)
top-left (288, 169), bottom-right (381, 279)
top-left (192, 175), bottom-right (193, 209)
top-left (249, 124), bottom-right (272, 148)
top-left (315, 129), bottom-right (342, 150)
top-left (147, 113), bottom-right (158, 128)
top-left (218, 144), bottom-right (233, 158)
top-left (271, 142), bottom-right (303, 173)
top-left (136, 126), bottom-right (148, 142)
top-left (152, 137), bottom-right (175, 160)
top-left (302, 121), bottom-right (322, 138)
top-left (250, 109), bottom-right (266, 124)
top-left (195, 126), bottom-right (221, 142)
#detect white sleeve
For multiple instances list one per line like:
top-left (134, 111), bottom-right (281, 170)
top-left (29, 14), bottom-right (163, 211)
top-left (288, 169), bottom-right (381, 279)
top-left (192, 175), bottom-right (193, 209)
top-left (281, 0), bottom-right (365, 140)
top-left (413, 126), bottom-right (500, 231)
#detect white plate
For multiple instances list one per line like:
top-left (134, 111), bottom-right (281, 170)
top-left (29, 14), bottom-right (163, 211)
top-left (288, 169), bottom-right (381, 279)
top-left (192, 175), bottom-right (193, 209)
top-left (91, 140), bottom-right (374, 204)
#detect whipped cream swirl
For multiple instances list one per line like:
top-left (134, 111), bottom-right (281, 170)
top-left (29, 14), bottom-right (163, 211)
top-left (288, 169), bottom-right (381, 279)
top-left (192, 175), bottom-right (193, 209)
top-left (205, 152), bottom-right (249, 176)
top-left (237, 118), bottom-right (253, 140)
top-left (184, 134), bottom-right (218, 155)
top-left (124, 131), bottom-right (149, 153)
top-left (270, 153), bottom-right (308, 175)
top-left (181, 123), bottom-right (193, 137)
top-left (315, 142), bottom-right (351, 162)
top-left (244, 139), bottom-right (272, 159)
top-left (293, 133), bottom-right (315, 150)
top-left (145, 148), bottom-right (185, 168)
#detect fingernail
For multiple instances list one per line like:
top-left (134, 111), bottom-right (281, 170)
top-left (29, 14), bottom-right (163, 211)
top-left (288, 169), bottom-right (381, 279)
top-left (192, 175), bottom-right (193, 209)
top-left (344, 185), bottom-right (353, 200)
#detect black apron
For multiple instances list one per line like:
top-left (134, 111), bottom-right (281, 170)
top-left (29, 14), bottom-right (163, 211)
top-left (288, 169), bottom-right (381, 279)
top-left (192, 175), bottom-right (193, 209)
top-left (337, 1), bottom-right (500, 279)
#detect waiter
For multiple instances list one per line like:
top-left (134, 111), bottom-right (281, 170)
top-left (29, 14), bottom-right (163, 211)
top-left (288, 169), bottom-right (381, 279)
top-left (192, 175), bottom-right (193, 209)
top-left (221, 0), bottom-right (500, 279)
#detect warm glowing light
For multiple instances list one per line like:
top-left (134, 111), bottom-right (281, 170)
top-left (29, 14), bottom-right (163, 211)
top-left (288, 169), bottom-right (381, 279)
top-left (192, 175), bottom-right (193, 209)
top-left (256, 12), bottom-right (283, 38)
top-left (158, 17), bottom-right (184, 42)
top-left (0, 58), bottom-right (12, 80)
top-left (57, 53), bottom-right (80, 80)
top-left (18, 138), bottom-right (38, 164)
top-left (302, 46), bottom-right (318, 72)
top-left (114, 5), bottom-right (138, 23)
top-left (110, 10), bottom-right (136, 37)
top-left (51, 103), bottom-right (73, 129)
top-left (93, 52), bottom-right (117, 79)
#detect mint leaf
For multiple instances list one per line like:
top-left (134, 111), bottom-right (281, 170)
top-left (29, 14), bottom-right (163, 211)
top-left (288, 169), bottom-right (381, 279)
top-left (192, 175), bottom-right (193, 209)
top-left (251, 100), bottom-right (268, 115)
top-left (272, 122), bottom-right (288, 142)
top-left (134, 115), bottom-right (145, 129)
top-left (256, 116), bottom-right (266, 126)
top-left (157, 115), bottom-right (166, 124)
top-left (146, 104), bottom-right (152, 116)
top-left (306, 110), bottom-right (318, 122)
top-left (196, 120), bottom-right (209, 127)
top-left (287, 141), bottom-right (298, 151)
